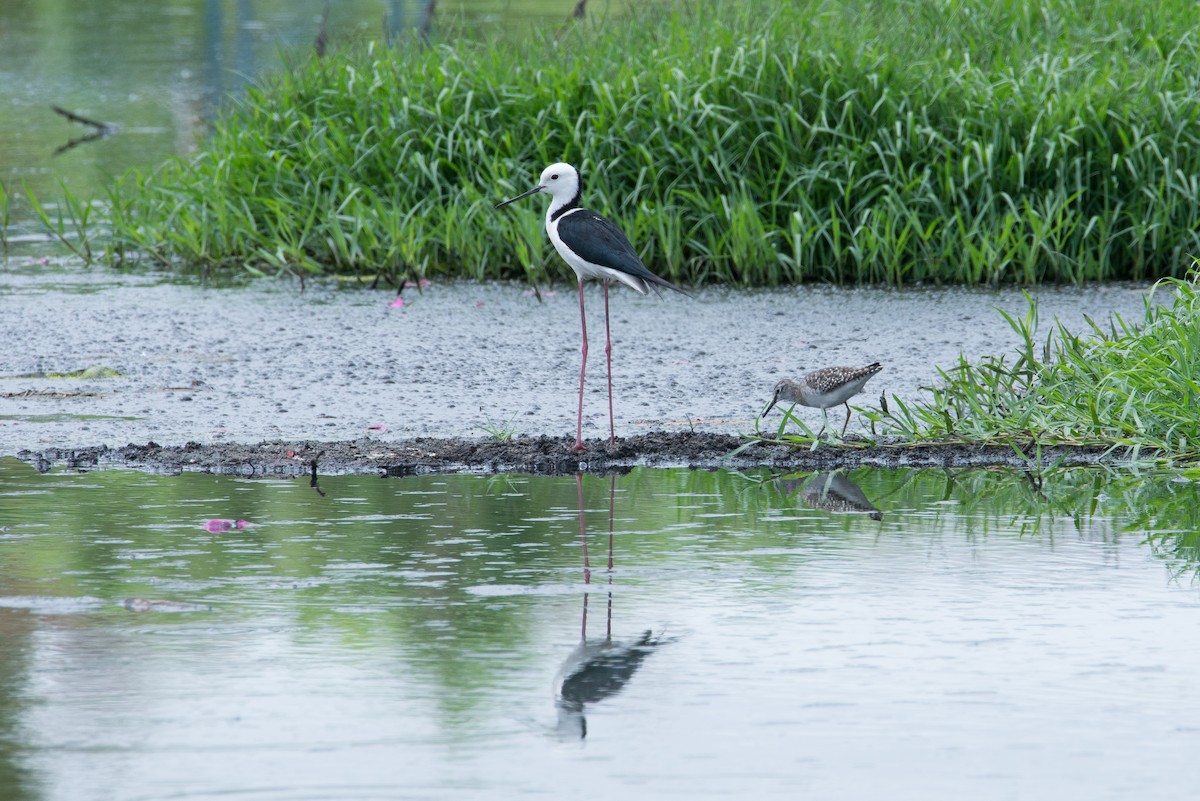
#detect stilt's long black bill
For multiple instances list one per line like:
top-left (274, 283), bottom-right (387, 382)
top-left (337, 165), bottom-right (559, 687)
top-left (495, 185), bottom-right (543, 208)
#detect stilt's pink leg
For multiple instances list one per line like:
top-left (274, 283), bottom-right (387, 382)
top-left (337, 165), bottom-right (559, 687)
top-left (577, 472), bottom-right (590, 639)
top-left (577, 473), bottom-right (590, 579)
top-left (603, 281), bottom-right (615, 448)
top-left (606, 472), bottom-right (615, 640)
top-left (575, 280), bottom-right (587, 451)
top-left (606, 472), bottom-right (616, 573)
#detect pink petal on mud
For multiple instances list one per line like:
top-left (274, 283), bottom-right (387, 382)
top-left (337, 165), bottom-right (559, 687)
top-left (475, 301), bottom-right (485, 308)
top-left (234, 519), bottom-right (252, 529)
top-left (387, 297), bottom-right (405, 308)
top-left (403, 279), bottom-right (432, 289)
top-left (367, 423), bottom-right (388, 432)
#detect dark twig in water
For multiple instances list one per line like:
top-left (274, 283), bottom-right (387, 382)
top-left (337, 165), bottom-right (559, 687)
top-left (51, 104), bottom-right (117, 156)
top-left (556, 0), bottom-right (587, 39)
top-left (54, 130), bottom-right (108, 156)
top-left (418, 0), bottom-right (436, 45)
top-left (51, 105), bottom-right (115, 133)
top-left (315, 4), bottom-right (329, 57)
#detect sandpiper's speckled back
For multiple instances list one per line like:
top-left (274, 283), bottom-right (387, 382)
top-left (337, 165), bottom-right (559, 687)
top-left (771, 362), bottom-right (883, 410)
top-left (801, 363), bottom-right (883, 395)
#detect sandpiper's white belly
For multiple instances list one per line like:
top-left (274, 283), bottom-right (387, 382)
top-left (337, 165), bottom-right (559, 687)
top-left (800, 374), bottom-right (876, 408)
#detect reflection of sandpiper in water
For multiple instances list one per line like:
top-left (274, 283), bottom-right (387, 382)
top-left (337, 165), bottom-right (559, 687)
top-left (774, 471), bottom-right (883, 521)
top-left (554, 473), bottom-right (672, 739)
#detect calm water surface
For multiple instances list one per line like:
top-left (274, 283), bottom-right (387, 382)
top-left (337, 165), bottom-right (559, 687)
top-left (2, 458), bottom-right (1199, 800)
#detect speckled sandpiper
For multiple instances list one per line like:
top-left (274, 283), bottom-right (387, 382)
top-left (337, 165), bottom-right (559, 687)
top-left (496, 162), bottom-right (689, 451)
top-left (761, 363), bottom-right (884, 437)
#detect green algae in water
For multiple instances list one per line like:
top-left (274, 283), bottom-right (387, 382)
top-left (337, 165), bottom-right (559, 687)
top-left (2, 459), bottom-right (1200, 799)
top-left (4, 365), bottom-right (122, 379)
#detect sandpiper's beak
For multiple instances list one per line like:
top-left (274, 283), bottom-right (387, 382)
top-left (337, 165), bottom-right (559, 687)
top-left (495, 185), bottom-right (543, 208)
top-left (760, 394), bottom-right (778, 418)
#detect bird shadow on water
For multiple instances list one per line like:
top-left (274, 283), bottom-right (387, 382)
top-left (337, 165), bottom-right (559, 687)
top-left (551, 472), bottom-right (674, 741)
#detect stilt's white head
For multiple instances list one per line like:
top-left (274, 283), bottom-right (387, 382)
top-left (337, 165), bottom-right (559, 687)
top-left (534, 162), bottom-right (580, 203)
top-left (495, 162), bottom-right (581, 209)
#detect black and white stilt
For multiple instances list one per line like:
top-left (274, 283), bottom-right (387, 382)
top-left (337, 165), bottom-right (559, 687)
top-left (497, 162), bottom-right (688, 451)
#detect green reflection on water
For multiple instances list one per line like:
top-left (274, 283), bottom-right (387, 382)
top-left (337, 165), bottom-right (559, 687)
top-left (1, 459), bottom-right (1198, 703)
top-left (1, 456), bottom-right (1200, 795)
top-left (4, 457), bottom-right (1200, 577)
top-left (0, 0), bottom-right (609, 228)
top-left (0, 609), bottom-right (35, 801)
top-left (3, 456), bottom-right (1198, 607)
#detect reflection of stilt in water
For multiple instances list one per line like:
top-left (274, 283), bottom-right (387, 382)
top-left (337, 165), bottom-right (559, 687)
top-left (576, 472), bottom-right (591, 638)
top-left (556, 473), bottom-right (668, 739)
top-left (606, 472), bottom-right (614, 639)
top-left (775, 471), bottom-right (883, 521)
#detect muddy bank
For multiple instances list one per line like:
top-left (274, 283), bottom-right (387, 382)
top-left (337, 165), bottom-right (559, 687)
top-left (15, 432), bottom-right (1117, 476)
top-left (1, 267), bottom-right (1163, 472)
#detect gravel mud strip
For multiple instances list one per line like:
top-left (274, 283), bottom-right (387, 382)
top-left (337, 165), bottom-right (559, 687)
top-left (17, 432), bottom-right (1117, 476)
top-left (1, 270), bottom-right (1161, 475)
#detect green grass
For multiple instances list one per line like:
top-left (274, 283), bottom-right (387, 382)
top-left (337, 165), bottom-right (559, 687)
top-left (853, 273), bottom-right (1200, 458)
top-left (480, 417), bottom-right (518, 442)
top-left (53, 0), bottom-right (1200, 286)
top-left (751, 270), bottom-right (1200, 459)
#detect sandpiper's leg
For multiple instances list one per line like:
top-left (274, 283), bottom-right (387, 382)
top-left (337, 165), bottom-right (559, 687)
top-left (603, 281), bottom-right (615, 448)
top-left (841, 403), bottom-right (852, 437)
top-left (816, 409), bottom-right (828, 439)
top-left (575, 280), bottom-right (588, 451)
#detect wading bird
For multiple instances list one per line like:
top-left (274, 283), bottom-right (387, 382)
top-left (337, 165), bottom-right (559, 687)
top-left (761, 363), bottom-right (883, 437)
top-left (496, 163), bottom-right (688, 451)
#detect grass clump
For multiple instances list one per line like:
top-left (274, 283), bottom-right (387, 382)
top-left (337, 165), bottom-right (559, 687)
top-left (84, 0), bottom-right (1200, 286)
top-left (480, 417), bottom-right (518, 442)
top-left (869, 274), bottom-right (1200, 458)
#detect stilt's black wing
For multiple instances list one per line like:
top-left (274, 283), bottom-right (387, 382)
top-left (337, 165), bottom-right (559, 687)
top-left (557, 210), bottom-right (689, 295)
